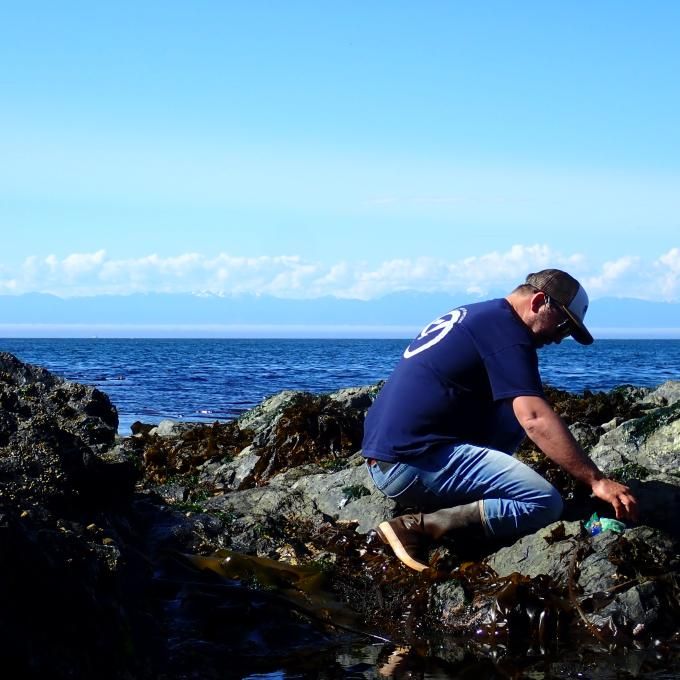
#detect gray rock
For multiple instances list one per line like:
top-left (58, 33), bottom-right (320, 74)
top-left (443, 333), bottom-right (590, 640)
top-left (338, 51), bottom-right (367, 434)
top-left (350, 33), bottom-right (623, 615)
top-left (236, 384), bottom-right (381, 438)
top-left (485, 520), bottom-right (679, 636)
top-left (154, 482), bottom-right (189, 504)
top-left (601, 416), bottom-right (621, 433)
top-left (597, 580), bottom-right (663, 628)
top-left (486, 521), bottom-right (583, 582)
top-left (576, 531), bottom-right (621, 594)
top-left (205, 456), bottom-right (395, 540)
top-left (328, 384), bottom-right (382, 412)
top-left (569, 422), bottom-right (604, 450)
top-left (589, 401), bottom-right (680, 476)
top-left (236, 389), bottom-right (303, 435)
top-left (290, 458), bottom-right (395, 532)
top-left (148, 419), bottom-right (199, 437)
top-left (576, 526), bottom-right (679, 633)
top-left (639, 380), bottom-right (680, 408)
top-left (199, 446), bottom-right (259, 491)
top-left (206, 478), bottom-right (296, 519)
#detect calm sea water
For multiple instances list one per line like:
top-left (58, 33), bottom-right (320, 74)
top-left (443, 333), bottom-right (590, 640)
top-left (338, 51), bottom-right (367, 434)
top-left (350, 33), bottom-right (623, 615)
top-left (2, 338), bottom-right (679, 434)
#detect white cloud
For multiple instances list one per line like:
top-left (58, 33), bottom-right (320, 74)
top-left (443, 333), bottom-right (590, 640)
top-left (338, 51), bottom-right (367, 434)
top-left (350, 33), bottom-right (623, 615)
top-left (341, 244), bottom-right (590, 300)
top-left (0, 279), bottom-right (18, 293)
top-left (0, 246), bottom-right (677, 301)
top-left (584, 256), bottom-right (641, 296)
top-left (656, 248), bottom-right (680, 300)
top-left (62, 249), bottom-right (107, 276)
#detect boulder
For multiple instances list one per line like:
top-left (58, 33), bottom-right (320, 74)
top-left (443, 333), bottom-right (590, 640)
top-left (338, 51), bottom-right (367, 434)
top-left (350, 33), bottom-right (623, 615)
top-left (0, 353), bottom-right (143, 677)
top-left (639, 380), bottom-right (680, 408)
top-left (486, 520), bottom-right (582, 582)
top-left (205, 454), bottom-right (395, 547)
top-left (0, 352), bottom-right (132, 508)
top-left (589, 401), bottom-right (680, 475)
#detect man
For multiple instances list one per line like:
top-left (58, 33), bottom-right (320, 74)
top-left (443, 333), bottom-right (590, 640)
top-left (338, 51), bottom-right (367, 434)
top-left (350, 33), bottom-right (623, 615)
top-left (362, 269), bottom-right (639, 572)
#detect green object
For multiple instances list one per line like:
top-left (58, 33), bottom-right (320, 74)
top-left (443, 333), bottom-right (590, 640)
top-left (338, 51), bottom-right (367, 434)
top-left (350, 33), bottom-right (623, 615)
top-left (584, 512), bottom-right (625, 535)
top-left (600, 517), bottom-right (626, 533)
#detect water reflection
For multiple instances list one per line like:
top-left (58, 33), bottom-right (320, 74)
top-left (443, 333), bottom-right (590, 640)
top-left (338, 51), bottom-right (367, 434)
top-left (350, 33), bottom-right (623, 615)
top-left (241, 638), bottom-right (680, 679)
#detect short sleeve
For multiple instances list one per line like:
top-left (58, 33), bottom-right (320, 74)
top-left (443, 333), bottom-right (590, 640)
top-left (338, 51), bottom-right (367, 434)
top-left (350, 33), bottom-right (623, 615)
top-left (483, 343), bottom-right (544, 401)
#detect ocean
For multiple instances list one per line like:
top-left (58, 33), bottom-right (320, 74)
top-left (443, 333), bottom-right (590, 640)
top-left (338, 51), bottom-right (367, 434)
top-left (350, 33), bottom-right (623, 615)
top-left (2, 338), bottom-right (679, 435)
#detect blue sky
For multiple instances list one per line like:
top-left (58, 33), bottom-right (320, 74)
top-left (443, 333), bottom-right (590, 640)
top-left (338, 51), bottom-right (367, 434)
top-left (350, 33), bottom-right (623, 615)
top-left (1, 2), bottom-right (679, 302)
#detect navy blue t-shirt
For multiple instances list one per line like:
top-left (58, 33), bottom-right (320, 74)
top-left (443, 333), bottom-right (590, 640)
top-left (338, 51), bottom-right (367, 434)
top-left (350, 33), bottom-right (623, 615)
top-left (362, 298), bottom-right (544, 462)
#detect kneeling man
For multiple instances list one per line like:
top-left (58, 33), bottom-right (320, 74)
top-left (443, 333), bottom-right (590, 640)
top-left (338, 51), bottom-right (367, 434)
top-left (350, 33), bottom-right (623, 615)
top-left (363, 269), bottom-right (638, 571)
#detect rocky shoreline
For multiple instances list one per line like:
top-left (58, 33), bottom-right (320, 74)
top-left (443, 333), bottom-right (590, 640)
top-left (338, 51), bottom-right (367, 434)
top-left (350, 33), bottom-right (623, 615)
top-left (1, 350), bottom-right (679, 678)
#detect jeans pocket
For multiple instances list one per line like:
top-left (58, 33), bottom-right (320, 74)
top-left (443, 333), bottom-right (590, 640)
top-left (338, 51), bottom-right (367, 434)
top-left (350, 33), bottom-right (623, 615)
top-left (379, 465), bottom-right (423, 501)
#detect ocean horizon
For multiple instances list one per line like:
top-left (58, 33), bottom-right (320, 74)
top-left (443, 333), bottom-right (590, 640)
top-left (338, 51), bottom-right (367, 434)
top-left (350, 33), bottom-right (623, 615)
top-left (1, 324), bottom-right (680, 339)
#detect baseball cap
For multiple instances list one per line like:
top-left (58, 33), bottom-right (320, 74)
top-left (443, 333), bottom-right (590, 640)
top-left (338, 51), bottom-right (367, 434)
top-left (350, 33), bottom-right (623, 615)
top-left (525, 269), bottom-right (594, 345)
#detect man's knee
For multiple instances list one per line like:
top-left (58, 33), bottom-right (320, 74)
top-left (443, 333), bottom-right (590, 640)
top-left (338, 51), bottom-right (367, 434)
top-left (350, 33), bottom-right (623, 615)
top-left (533, 487), bottom-right (564, 526)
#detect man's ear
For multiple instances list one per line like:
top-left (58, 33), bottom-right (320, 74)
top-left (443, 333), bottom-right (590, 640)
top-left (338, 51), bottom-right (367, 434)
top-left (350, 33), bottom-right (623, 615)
top-left (529, 291), bottom-right (547, 313)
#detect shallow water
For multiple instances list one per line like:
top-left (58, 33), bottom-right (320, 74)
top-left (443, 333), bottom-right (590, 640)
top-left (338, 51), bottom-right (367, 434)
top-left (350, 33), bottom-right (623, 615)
top-left (238, 639), bottom-right (680, 679)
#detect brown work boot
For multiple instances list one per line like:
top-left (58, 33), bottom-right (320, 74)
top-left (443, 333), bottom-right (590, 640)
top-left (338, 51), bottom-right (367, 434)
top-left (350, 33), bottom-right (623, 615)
top-left (376, 501), bottom-right (485, 572)
top-left (422, 501), bottom-right (484, 540)
top-left (376, 514), bottom-right (429, 572)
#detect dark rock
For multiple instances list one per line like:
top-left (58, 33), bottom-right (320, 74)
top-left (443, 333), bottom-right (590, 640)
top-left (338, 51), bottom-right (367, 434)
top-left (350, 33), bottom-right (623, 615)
top-left (0, 512), bottom-right (145, 678)
top-left (626, 476), bottom-right (680, 538)
top-left (568, 422), bottom-right (604, 450)
top-left (544, 383), bottom-right (650, 427)
top-left (431, 580), bottom-right (468, 628)
top-left (138, 420), bottom-right (252, 485)
top-left (240, 391), bottom-right (366, 486)
top-left (131, 420), bottom-right (154, 436)
top-left (0, 352), bottom-right (132, 510)
top-left (0, 353), bottom-right (145, 677)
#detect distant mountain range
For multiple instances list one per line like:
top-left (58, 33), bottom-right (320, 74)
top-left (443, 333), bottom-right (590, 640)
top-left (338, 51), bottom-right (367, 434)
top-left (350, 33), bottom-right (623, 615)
top-left (0, 292), bottom-right (678, 337)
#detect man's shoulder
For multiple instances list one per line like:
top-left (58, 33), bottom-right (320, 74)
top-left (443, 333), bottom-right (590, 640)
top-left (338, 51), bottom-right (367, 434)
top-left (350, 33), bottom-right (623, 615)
top-left (464, 297), bottom-right (509, 313)
top-left (461, 297), bottom-right (518, 332)
top-left (462, 298), bottom-right (534, 353)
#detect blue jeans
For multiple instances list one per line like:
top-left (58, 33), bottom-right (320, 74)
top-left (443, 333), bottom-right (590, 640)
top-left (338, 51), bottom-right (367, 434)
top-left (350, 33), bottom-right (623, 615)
top-left (367, 443), bottom-right (563, 538)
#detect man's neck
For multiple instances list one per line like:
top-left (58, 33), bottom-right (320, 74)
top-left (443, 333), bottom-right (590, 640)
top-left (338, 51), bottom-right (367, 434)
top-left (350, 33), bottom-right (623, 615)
top-left (505, 292), bottom-right (531, 326)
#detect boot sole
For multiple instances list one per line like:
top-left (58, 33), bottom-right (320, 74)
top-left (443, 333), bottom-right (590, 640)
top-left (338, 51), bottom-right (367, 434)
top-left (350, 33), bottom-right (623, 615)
top-left (377, 521), bottom-right (428, 572)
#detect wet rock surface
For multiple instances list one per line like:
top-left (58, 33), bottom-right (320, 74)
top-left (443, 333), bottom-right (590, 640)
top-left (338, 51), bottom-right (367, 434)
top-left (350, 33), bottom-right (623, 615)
top-left (1, 352), bottom-right (679, 678)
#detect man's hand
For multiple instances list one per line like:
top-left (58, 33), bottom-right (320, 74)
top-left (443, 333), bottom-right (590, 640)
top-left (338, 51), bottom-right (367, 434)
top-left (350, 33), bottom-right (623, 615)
top-left (591, 478), bottom-right (639, 522)
top-left (513, 395), bottom-right (641, 522)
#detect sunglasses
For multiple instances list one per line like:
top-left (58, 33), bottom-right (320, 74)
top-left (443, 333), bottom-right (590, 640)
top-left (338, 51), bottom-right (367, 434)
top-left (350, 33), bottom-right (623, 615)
top-left (545, 295), bottom-right (573, 339)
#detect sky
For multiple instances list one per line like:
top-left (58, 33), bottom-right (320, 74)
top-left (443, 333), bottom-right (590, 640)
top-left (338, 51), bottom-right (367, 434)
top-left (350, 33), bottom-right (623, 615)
top-left (1, 1), bottom-right (679, 303)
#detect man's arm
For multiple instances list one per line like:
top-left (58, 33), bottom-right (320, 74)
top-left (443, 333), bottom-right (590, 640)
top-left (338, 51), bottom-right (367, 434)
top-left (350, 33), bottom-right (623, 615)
top-left (512, 395), bottom-right (639, 521)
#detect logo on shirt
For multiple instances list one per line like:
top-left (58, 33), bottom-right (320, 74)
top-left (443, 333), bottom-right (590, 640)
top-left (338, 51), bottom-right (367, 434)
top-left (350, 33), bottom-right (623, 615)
top-left (403, 307), bottom-right (467, 358)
